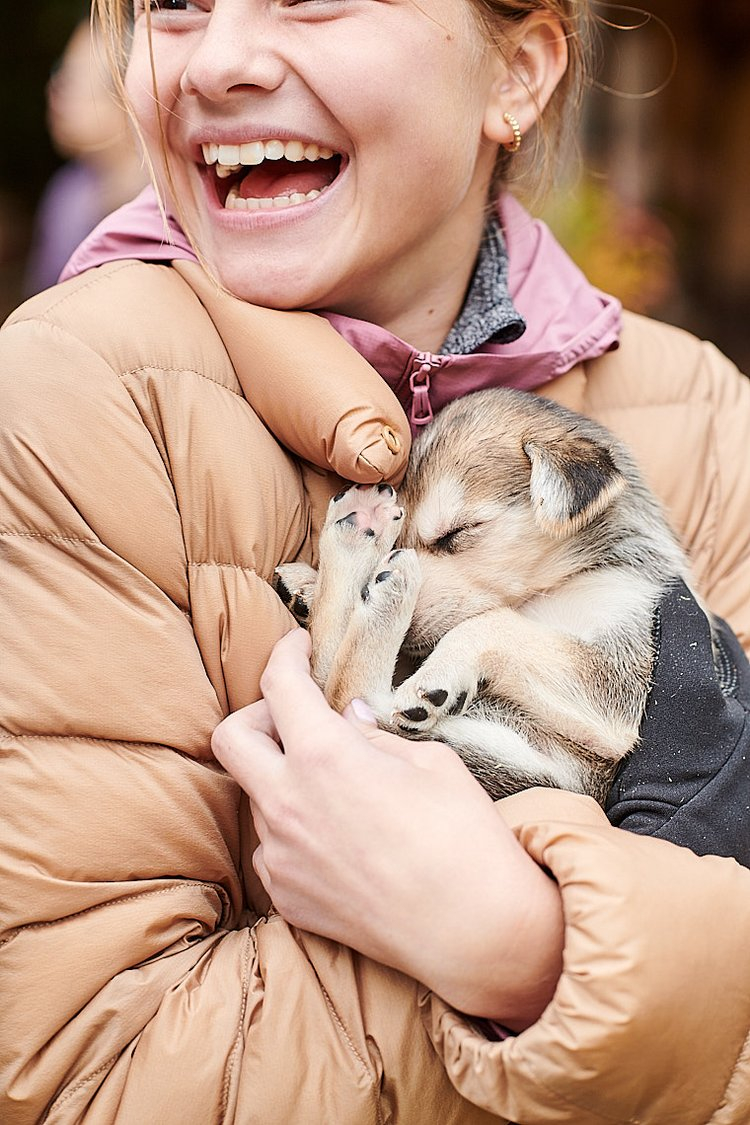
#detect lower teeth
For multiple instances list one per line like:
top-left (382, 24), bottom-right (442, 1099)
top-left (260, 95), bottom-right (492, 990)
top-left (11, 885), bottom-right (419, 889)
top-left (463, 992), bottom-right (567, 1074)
top-left (225, 187), bottom-right (323, 211)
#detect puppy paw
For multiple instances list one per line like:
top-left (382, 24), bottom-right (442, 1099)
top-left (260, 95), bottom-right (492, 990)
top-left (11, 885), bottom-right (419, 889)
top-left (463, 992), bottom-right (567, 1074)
top-left (324, 483), bottom-right (404, 554)
top-left (358, 548), bottom-right (421, 622)
top-left (273, 562), bottom-right (318, 625)
top-left (392, 665), bottom-right (478, 733)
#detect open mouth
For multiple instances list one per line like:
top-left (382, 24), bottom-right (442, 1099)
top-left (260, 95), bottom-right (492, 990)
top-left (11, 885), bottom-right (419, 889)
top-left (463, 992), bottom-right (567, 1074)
top-left (202, 138), bottom-right (343, 212)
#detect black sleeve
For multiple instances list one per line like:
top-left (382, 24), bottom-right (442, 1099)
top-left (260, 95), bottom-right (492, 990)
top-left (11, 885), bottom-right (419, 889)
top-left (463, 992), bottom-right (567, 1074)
top-left (605, 578), bottom-right (750, 868)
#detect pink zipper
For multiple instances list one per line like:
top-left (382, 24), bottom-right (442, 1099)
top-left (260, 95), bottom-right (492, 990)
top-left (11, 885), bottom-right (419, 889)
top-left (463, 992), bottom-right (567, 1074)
top-left (408, 352), bottom-right (443, 429)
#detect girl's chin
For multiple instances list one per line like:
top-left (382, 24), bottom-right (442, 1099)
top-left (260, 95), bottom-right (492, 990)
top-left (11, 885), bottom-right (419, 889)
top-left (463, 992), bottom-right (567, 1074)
top-left (185, 213), bottom-right (348, 309)
top-left (206, 262), bottom-right (340, 312)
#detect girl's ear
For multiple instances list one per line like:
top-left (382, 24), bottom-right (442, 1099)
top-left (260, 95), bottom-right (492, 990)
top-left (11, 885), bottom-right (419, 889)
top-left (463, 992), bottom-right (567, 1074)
top-left (482, 12), bottom-right (569, 147)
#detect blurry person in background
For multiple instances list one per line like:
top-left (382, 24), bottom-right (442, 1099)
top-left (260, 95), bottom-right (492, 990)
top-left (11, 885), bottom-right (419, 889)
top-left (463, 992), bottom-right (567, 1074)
top-left (23, 18), bottom-right (146, 296)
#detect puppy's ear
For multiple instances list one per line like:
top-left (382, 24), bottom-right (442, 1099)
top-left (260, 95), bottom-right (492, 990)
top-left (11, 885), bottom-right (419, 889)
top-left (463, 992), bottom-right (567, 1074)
top-left (523, 434), bottom-right (627, 538)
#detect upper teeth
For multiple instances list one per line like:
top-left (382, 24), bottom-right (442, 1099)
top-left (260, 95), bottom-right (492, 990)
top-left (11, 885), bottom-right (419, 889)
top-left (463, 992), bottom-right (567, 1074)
top-left (202, 138), bottom-right (335, 176)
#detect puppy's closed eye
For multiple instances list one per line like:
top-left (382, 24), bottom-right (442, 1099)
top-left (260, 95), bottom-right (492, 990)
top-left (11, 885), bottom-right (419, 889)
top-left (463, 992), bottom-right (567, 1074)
top-left (431, 524), bottom-right (482, 554)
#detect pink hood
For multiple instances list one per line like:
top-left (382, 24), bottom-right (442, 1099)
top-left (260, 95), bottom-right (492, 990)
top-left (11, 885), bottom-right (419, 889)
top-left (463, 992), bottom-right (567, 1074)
top-left (61, 186), bottom-right (621, 431)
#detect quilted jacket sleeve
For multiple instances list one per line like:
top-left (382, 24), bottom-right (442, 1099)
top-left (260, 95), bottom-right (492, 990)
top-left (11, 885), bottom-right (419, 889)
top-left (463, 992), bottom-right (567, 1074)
top-left (694, 339), bottom-right (750, 648)
top-left (0, 286), bottom-right (490, 1125)
top-left (427, 788), bottom-right (750, 1125)
top-left (583, 311), bottom-right (750, 654)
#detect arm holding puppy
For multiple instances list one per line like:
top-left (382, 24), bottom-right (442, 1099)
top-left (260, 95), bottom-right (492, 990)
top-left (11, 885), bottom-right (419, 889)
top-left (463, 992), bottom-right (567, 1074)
top-left (213, 628), bottom-right (750, 1123)
top-left (211, 627), bottom-right (564, 1031)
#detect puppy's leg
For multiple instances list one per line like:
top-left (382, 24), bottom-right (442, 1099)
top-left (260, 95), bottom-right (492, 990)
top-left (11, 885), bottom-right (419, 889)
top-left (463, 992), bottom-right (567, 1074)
top-left (273, 562), bottom-right (318, 626)
top-left (393, 607), bottom-right (641, 761)
top-left (425, 712), bottom-right (590, 799)
top-left (392, 626), bottom-right (480, 732)
top-left (326, 548), bottom-right (422, 714)
top-left (310, 484), bottom-right (405, 689)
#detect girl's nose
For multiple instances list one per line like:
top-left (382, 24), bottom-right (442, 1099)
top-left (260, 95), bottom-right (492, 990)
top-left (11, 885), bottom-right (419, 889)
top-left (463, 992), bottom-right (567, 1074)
top-left (179, 4), bottom-right (286, 102)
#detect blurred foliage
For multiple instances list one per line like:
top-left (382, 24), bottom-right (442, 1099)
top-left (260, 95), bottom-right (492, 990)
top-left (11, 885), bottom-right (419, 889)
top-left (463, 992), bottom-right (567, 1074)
top-left (541, 176), bottom-right (679, 316)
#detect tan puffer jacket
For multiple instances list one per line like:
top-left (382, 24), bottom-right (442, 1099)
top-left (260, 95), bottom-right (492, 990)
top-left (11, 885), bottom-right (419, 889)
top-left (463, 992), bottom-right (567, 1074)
top-left (2, 260), bottom-right (750, 1125)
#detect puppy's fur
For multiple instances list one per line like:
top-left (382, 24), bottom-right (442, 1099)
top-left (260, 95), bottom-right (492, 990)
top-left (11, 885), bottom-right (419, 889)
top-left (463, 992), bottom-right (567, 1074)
top-left (275, 388), bottom-right (696, 803)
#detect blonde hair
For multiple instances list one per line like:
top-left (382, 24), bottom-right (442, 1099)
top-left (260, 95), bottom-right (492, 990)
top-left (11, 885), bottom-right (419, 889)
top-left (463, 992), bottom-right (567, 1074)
top-left (91, 1), bottom-right (131, 100)
top-left (91, 0), bottom-right (185, 237)
top-left (92, 0), bottom-right (592, 212)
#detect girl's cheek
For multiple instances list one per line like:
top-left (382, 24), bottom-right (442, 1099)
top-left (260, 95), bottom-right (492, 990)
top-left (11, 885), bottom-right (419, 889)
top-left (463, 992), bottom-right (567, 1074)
top-left (125, 55), bottom-right (164, 139)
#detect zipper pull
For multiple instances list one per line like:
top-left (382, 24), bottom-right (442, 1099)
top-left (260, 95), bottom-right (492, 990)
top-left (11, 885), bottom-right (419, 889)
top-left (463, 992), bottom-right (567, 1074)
top-left (409, 353), bottom-right (442, 428)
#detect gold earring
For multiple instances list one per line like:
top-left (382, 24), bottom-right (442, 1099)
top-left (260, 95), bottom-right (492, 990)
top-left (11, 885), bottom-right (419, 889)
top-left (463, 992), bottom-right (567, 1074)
top-left (503, 112), bottom-right (522, 154)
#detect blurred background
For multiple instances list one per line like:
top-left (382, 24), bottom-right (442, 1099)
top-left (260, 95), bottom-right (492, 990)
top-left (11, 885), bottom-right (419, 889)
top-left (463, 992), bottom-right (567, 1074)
top-left (1, 1), bottom-right (749, 371)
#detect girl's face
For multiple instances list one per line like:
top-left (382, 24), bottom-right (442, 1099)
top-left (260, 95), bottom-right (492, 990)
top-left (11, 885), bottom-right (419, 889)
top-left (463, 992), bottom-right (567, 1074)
top-left (126, 0), bottom-right (506, 328)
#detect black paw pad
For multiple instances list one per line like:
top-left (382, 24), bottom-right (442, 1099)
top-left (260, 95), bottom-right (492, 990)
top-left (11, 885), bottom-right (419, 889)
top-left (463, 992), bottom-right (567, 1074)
top-left (400, 706), bottom-right (429, 723)
top-left (375, 570), bottom-right (392, 583)
top-left (333, 488), bottom-right (349, 503)
top-left (423, 688), bottom-right (448, 707)
top-left (291, 596), bottom-right (309, 620)
top-left (337, 513), bottom-right (358, 528)
top-left (274, 575), bottom-right (291, 603)
top-left (360, 584), bottom-right (370, 603)
top-left (447, 691), bottom-right (468, 716)
top-left (377, 483), bottom-right (395, 495)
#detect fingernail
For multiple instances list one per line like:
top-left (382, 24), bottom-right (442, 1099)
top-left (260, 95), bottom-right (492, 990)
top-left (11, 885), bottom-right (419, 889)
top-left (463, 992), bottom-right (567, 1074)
top-left (350, 698), bottom-right (377, 725)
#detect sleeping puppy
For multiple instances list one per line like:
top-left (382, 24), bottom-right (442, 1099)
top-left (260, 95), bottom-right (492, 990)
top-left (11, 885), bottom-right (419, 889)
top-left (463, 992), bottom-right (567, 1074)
top-left (274, 387), bottom-right (697, 804)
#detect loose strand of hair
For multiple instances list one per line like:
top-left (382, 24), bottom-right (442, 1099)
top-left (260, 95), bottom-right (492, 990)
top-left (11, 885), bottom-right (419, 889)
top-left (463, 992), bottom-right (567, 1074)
top-left (589, 3), bottom-right (677, 100)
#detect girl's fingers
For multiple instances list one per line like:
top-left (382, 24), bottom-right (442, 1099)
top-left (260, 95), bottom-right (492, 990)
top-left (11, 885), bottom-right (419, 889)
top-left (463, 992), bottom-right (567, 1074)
top-left (343, 700), bottom-right (465, 773)
top-left (211, 698), bottom-right (284, 797)
top-left (212, 630), bottom-right (331, 803)
top-left (213, 697), bottom-right (280, 747)
top-left (252, 844), bottom-right (271, 891)
top-left (213, 627), bottom-right (474, 813)
top-left (258, 629), bottom-right (354, 755)
top-left (342, 698), bottom-right (378, 728)
top-left (248, 799), bottom-right (270, 843)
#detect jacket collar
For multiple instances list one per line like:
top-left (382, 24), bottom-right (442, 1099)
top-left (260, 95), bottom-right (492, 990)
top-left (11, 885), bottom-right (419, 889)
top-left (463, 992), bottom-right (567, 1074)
top-left (441, 215), bottom-right (526, 354)
top-left (60, 186), bottom-right (620, 431)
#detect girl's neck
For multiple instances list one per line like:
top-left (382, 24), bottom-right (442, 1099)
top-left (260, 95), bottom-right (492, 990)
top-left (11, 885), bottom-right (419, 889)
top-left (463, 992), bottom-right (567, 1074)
top-left (330, 210), bottom-right (488, 353)
top-left (380, 284), bottom-right (470, 355)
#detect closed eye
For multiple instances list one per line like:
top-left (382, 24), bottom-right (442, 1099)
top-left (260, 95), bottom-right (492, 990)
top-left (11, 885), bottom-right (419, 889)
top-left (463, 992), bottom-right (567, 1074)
top-left (431, 524), bottom-right (483, 554)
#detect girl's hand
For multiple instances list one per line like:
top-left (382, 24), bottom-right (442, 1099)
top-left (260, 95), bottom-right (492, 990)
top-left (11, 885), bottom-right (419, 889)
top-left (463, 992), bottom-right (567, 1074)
top-left (211, 629), bottom-right (563, 1029)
